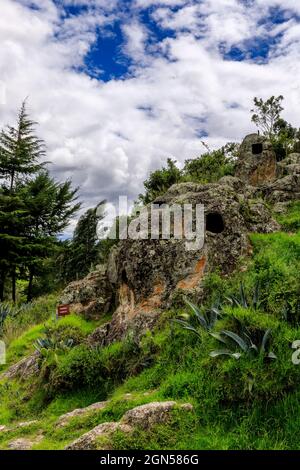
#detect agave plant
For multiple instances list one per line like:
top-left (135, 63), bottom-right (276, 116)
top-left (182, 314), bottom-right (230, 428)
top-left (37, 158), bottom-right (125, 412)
top-left (225, 282), bottom-right (261, 310)
top-left (210, 327), bottom-right (277, 360)
top-left (34, 327), bottom-right (74, 363)
top-left (172, 298), bottom-right (222, 337)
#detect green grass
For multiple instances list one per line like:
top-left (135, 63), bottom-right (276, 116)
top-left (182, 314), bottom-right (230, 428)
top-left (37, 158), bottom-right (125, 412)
top-left (276, 201), bottom-right (300, 231)
top-left (0, 313), bottom-right (100, 373)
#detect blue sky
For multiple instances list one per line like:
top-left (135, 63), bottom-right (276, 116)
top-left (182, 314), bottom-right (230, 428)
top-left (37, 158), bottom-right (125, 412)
top-left (0, 0), bottom-right (300, 234)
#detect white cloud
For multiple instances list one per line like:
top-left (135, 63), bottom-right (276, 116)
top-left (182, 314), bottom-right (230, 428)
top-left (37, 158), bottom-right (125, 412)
top-left (0, 0), bottom-right (300, 235)
top-left (122, 21), bottom-right (149, 62)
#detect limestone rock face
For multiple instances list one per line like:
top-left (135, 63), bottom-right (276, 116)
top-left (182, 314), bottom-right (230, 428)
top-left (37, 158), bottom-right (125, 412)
top-left (235, 134), bottom-right (276, 185)
top-left (59, 267), bottom-right (113, 319)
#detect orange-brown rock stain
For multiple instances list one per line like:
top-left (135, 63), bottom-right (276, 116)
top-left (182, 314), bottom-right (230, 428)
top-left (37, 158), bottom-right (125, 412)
top-left (116, 280), bottom-right (166, 318)
top-left (139, 280), bottom-right (166, 312)
top-left (176, 256), bottom-right (206, 290)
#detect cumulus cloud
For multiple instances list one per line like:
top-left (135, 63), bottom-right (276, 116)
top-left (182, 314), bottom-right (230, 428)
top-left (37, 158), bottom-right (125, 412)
top-left (0, 0), bottom-right (300, 236)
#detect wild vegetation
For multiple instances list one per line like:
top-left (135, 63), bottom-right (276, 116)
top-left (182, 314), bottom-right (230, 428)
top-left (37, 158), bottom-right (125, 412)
top-left (0, 96), bottom-right (299, 449)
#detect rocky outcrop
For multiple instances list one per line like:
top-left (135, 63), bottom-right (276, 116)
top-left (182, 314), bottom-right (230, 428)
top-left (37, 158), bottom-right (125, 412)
top-left (235, 134), bottom-right (276, 185)
top-left (60, 184), bottom-right (279, 344)
top-left (59, 267), bottom-right (113, 319)
top-left (263, 174), bottom-right (300, 204)
top-left (86, 323), bottom-right (110, 347)
top-left (59, 133), bottom-right (300, 346)
top-left (65, 401), bottom-right (193, 450)
top-left (103, 180), bottom-right (278, 343)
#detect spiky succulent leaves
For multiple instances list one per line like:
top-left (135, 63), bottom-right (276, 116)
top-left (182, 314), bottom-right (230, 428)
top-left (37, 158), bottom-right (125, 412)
top-left (239, 283), bottom-right (248, 308)
top-left (210, 349), bottom-right (242, 360)
top-left (220, 330), bottom-right (249, 352)
top-left (209, 332), bottom-right (228, 346)
top-left (184, 298), bottom-right (209, 330)
top-left (260, 329), bottom-right (277, 359)
top-left (225, 295), bottom-right (239, 308)
top-left (260, 328), bottom-right (271, 353)
top-left (171, 319), bottom-right (202, 339)
top-left (206, 306), bottom-right (222, 329)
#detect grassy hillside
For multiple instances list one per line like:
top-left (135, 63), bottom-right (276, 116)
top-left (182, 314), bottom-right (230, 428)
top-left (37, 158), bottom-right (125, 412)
top-left (0, 201), bottom-right (300, 450)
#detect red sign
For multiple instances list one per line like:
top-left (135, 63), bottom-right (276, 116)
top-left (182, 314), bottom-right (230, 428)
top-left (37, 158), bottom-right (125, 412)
top-left (57, 304), bottom-right (70, 317)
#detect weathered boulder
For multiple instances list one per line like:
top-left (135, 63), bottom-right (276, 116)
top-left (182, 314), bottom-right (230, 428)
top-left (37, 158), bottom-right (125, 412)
top-left (86, 323), bottom-right (110, 347)
top-left (8, 433), bottom-right (43, 450)
top-left (65, 422), bottom-right (132, 450)
top-left (277, 153), bottom-right (300, 179)
top-left (235, 134), bottom-right (276, 185)
top-left (0, 352), bottom-right (39, 381)
top-left (59, 267), bottom-right (113, 319)
top-left (121, 401), bottom-right (193, 430)
top-left (56, 401), bottom-right (109, 428)
top-left (283, 153), bottom-right (300, 165)
top-left (262, 174), bottom-right (300, 204)
top-left (65, 401), bottom-right (193, 450)
top-left (15, 420), bottom-right (38, 429)
top-left (8, 438), bottom-right (35, 451)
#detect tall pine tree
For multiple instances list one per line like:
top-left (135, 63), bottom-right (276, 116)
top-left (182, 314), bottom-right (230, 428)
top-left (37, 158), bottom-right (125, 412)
top-left (0, 101), bottom-right (45, 191)
top-left (0, 102), bottom-right (80, 302)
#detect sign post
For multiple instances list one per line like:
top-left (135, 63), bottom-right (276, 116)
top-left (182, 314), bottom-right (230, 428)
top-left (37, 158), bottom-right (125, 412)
top-left (57, 304), bottom-right (70, 319)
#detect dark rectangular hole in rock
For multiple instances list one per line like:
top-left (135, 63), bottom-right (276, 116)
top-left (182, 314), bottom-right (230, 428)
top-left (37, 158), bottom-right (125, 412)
top-left (206, 212), bottom-right (224, 234)
top-left (252, 143), bottom-right (263, 155)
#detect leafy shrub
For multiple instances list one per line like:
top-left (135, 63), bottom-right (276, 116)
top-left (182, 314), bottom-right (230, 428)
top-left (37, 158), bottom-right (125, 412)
top-left (183, 149), bottom-right (235, 184)
top-left (43, 336), bottom-right (148, 398)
